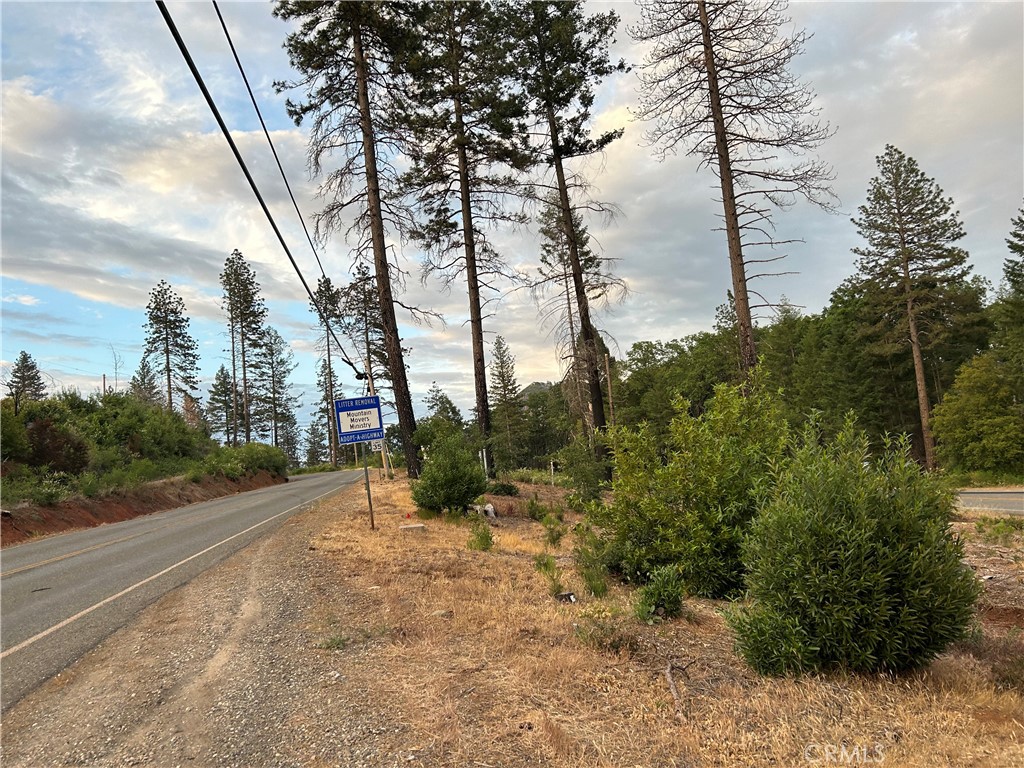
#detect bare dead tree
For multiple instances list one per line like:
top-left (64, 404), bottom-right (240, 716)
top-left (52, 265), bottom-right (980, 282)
top-left (632, 0), bottom-right (837, 373)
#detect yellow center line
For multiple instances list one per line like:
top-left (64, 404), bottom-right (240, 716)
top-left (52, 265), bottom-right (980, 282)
top-left (1, 530), bottom-right (155, 578)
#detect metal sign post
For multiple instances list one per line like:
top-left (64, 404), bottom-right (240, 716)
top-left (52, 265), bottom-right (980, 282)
top-left (335, 396), bottom-right (384, 530)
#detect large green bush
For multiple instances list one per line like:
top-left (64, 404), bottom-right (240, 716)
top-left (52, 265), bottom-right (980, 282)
top-left (203, 443), bottom-right (288, 480)
top-left (730, 420), bottom-right (981, 675)
top-left (1, 400), bottom-right (30, 461)
top-left (412, 432), bottom-right (487, 514)
top-left (931, 352), bottom-right (1024, 474)
top-left (592, 378), bottom-right (789, 598)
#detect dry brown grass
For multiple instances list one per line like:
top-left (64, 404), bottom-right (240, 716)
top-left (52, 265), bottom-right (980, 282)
top-left (307, 477), bottom-right (1024, 767)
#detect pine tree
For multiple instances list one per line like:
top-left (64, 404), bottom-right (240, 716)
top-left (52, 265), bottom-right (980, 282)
top-left (275, 0), bottom-right (422, 476)
top-left (990, 205), bottom-right (1024, 390)
top-left (401, 1), bottom-right (534, 477)
top-left (4, 350), bottom-right (47, 415)
top-left (338, 264), bottom-right (398, 406)
top-left (316, 357), bottom-right (341, 467)
top-left (632, 0), bottom-right (836, 373)
top-left (309, 275), bottom-right (346, 463)
top-left (207, 364), bottom-right (238, 445)
top-left (489, 336), bottom-right (527, 471)
top-left (220, 249), bottom-right (268, 444)
top-left (1005, 204), bottom-right (1024, 296)
top-left (304, 419), bottom-right (329, 467)
top-left (142, 280), bottom-right (200, 411)
top-left (512, 0), bottom-right (626, 465)
top-left (534, 191), bottom-right (625, 431)
top-left (129, 356), bottom-right (162, 406)
top-left (852, 145), bottom-right (974, 469)
top-left (425, 382), bottom-right (464, 428)
top-left (251, 327), bottom-right (301, 449)
top-left (277, 410), bottom-right (302, 467)
top-left (181, 393), bottom-right (207, 433)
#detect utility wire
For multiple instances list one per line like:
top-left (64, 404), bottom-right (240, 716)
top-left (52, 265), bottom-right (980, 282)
top-left (211, 0), bottom-right (325, 278)
top-left (154, 0), bottom-right (365, 380)
top-left (211, 1), bottom-right (365, 386)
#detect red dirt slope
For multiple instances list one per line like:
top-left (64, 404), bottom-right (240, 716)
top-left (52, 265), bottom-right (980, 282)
top-left (1, 471), bottom-right (286, 547)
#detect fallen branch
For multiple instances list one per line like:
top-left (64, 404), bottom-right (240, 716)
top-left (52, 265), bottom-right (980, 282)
top-left (665, 659), bottom-right (694, 721)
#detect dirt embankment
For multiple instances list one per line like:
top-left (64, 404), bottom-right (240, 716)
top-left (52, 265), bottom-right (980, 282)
top-left (0, 471), bottom-right (287, 547)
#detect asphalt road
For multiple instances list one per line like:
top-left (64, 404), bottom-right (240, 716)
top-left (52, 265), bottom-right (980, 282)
top-left (0, 470), bottom-right (361, 711)
top-left (958, 489), bottom-right (1024, 516)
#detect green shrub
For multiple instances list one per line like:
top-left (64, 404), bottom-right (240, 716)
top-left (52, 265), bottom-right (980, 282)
top-left (559, 433), bottom-right (606, 509)
top-left (730, 420), bottom-right (982, 676)
top-left (78, 471), bottom-right (102, 498)
top-left (635, 565), bottom-right (688, 623)
top-left (202, 443), bottom-right (288, 480)
top-left (1, 401), bottom-right (30, 461)
top-left (202, 448), bottom-right (244, 479)
top-left (235, 442), bottom-right (288, 476)
top-left (467, 518), bottom-right (494, 552)
top-left (292, 463), bottom-right (343, 476)
top-left (411, 432), bottom-right (487, 514)
top-left (574, 523), bottom-right (610, 598)
top-left (533, 553), bottom-right (564, 596)
top-left (526, 496), bottom-right (547, 521)
top-left (542, 513), bottom-right (568, 548)
top-left (592, 377), bottom-right (788, 598)
top-left (31, 471), bottom-right (75, 506)
top-left (574, 605), bottom-right (638, 655)
top-left (486, 481), bottom-right (519, 497)
top-left (973, 516), bottom-right (1024, 546)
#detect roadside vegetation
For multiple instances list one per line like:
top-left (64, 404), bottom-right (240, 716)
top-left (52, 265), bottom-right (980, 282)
top-left (0, 388), bottom-right (287, 508)
top-left (308, 475), bottom-right (1022, 766)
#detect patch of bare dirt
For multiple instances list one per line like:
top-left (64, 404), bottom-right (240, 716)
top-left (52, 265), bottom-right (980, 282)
top-left (0, 470), bottom-right (286, 547)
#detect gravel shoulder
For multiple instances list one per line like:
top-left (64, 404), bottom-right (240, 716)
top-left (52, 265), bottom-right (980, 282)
top-left (1, 490), bottom-right (409, 768)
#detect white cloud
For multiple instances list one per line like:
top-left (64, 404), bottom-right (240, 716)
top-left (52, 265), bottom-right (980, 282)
top-left (2, 294), bottom-right (40, 306)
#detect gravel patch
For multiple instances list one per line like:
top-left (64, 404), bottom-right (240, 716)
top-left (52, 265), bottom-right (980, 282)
top-left (2, 500), bottom-right (412, 768)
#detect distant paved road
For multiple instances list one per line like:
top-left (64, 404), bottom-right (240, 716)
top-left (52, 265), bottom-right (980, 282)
top-left (0, 470), bottom-right (361, 711)
top-left (958, 489), bottom-right (1024, 516)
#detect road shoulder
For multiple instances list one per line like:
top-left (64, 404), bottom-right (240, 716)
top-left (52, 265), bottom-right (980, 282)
top-left (1, 488), bottom-right (407, 768)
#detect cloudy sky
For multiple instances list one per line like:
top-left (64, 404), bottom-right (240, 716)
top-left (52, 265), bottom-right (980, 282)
top-left (2, 1), bottom-right (1022, 430)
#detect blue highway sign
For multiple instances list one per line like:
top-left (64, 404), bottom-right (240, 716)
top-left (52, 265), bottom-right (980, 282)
top-left (334, 396), bottom-right (384, 445)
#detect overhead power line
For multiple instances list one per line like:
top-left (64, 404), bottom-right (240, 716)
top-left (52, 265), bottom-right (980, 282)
top-left (154, 0), bottom-right (365, 380)
top-left (210, 0), bottom-right (326, 278)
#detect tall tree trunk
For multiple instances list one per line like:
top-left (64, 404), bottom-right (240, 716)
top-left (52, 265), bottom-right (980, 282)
top-left (893, 193), bottom-right (936, 469)
top-left (531, 8), bottom-right (606, 460)
top-left (697, 0), bottom-right (757, 374)
top-left (451, 51), bottom-right (495, 477)
top-left (229, 312), bottom-right (239, 447)
top-left (163, 332), bottom-right (173, 410)
top-left (352, 22), bottom-right (420, 477)
top-left (563, 263), bottom-right (588, 433)
top-left (240, 330), bottom-right (251, 443)
top-left (363, 303), bottom-right (391, 477)
top-left (325, 330), bottom-right (338, 467)
top-left (902, 261), bottom-right (936, 469)
top-left (547, 129), bottom-right (607, 438)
